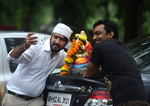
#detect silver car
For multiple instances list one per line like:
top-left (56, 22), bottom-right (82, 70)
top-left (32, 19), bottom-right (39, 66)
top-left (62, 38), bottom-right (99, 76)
top-left (0, 32), bottom-right (49, 105)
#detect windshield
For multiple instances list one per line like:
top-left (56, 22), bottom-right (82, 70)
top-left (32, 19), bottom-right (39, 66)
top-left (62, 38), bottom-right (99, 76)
top-left (128, 38), bottom-right (150, 74)
top-left (134, 49), bottom-right (150, 74)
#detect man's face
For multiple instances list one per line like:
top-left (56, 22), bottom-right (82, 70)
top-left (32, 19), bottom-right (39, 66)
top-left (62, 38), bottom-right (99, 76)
top-left (50, 33), bottom-right (68, 53)
top-left (92, 24), bottom-right (113, 44)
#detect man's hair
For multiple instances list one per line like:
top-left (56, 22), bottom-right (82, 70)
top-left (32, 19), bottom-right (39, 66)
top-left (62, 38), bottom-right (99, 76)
top-left (93, 20), bottom-right (118, 39)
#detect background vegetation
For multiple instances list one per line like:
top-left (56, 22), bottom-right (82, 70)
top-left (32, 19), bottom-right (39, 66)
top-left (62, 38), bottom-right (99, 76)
top-left (0, 0), bottom-right (149, 42)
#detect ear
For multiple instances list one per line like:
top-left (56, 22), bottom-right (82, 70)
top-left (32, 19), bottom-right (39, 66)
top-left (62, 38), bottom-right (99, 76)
top-left (109, 32), bottom-right (114, 38)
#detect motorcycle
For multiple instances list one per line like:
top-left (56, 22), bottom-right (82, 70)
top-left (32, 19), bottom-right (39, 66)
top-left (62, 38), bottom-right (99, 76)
top-left (44, 69), bottom-right (113, 106)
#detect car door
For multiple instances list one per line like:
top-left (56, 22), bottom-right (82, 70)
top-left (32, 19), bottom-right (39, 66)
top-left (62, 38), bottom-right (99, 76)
top-left (0, 38), bottom-right (11, 81)
top-left (134, 49), bottom-right (150, 102)
top-left (0, 36), bottom-right (25, 104)
top-left (0, 37), bottom-right (26, 81)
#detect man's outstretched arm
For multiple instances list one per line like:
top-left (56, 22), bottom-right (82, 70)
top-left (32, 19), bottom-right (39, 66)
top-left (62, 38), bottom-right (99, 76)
top-left (10, 33), bottom-right (37, 58)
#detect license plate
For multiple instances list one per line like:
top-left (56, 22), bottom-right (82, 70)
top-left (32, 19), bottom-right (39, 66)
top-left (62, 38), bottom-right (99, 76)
top-left (47, 92), bottom-right (72, 106)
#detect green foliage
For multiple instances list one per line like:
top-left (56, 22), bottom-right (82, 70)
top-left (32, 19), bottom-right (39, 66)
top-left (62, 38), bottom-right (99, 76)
top-left (86, 0), bottom-right (124, 40)
top-left (0, 0), bottom-right (53, 31)
top-left (49, 0), bottom-right (101, 32)
top-left (31, 6), bottom-right (54, 31)
top-left (0, 0), bottom-right (149, 41)
top-left (144, 11), bottom-right (150, 35)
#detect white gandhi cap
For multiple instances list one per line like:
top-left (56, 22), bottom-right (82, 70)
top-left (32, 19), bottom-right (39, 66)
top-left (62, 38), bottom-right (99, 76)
top-left (52, 23), bottom-right (73, 40)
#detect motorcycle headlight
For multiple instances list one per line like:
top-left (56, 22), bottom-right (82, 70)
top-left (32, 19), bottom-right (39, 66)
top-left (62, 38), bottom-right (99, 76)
top-left (84, 98), bottom-right (112, 106)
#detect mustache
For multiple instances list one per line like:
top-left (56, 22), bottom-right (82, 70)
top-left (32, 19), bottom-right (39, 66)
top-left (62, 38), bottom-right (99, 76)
top-left (51, 43), bottom-right (60, 47)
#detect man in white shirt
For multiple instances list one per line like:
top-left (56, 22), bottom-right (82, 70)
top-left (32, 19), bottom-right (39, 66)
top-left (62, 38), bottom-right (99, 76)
top-left (2, 23), bottom-right (73, 106)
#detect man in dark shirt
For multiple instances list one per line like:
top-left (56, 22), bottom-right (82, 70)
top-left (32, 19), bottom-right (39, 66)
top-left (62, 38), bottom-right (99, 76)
top-left (84, 20), bottom-right (149, 106)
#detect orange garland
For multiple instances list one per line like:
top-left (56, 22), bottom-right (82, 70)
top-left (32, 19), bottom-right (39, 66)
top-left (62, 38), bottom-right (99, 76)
top-left (59, 31), bottom-right (93, 76)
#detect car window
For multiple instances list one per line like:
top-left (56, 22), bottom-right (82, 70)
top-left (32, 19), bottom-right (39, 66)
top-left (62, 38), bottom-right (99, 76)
top-left (4, 38), bottom-right (25, 72)
top-left (128, 38), bottom-right (150, 57)
top-left (135, 51), bottom-right (150, 73)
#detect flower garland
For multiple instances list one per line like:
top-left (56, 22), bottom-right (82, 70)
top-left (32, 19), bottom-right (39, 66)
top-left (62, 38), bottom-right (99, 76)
top-left (60, 31), bottom-right (93, 76)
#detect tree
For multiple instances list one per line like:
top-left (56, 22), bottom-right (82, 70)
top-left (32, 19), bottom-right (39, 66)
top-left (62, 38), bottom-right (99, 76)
top-left (118, 0), bottom-right (144, 42)
top-left (0, 0), bottom-right (53, 31)
top-left (51, 0), bottom-right (100, 33)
